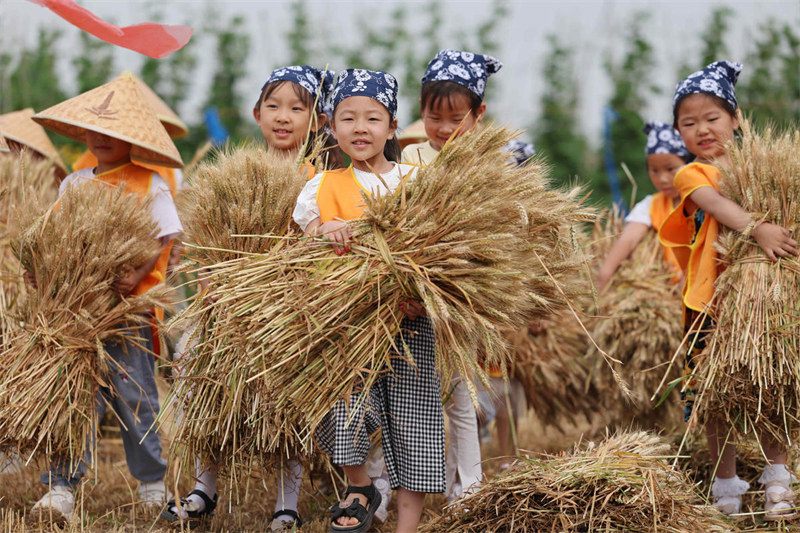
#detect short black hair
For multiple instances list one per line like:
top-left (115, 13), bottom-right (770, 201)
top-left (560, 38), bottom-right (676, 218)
top-left (673, 92), bottom-right (736, 128)
top-left (420, 81), bottom-right (482, 115)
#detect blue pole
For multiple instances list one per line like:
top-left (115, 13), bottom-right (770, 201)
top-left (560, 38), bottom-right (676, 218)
top-left (603, 105), bottom-right (627, 213)
top-left (204, 107), bottom-right (229, 145)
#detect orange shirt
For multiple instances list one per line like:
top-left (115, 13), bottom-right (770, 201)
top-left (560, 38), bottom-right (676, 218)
top-left (659, 162), bottom-right (722, 313)
top-left (73, 150), bottom-right (178, 195)
top-left (648, 192), bottom-right (684, 276)
top-left (316, 166), bottom-right (373, 223)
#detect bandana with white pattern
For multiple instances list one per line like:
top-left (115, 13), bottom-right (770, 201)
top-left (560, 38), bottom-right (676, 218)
top-left (330, 69), bottom-right (399, 118)
top-left (261, 65), bottom-right (334, 113)
top-left (421, 49), bottom-right (503, 99)
top-left (643, 121), bottom-right (689, 158)
top-left (673, 61), bottom-right (742, 111)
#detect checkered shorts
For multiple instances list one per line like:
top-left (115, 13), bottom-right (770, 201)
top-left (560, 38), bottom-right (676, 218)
top-left (315, 316), bottom-right (446, 493)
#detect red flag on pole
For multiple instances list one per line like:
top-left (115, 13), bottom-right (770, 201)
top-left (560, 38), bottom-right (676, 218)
top-left (25, 0), bottom-right (193, 59)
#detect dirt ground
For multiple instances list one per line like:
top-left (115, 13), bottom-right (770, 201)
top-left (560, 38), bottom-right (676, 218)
top-left (2, 380), bottom-right (799, 533)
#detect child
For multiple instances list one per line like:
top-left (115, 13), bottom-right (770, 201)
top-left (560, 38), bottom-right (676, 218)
top-left (596, 121), bottom-right (692, 292)
top-left (400, 48), bottom-right (503, 499)
top-left (0, 108), bottom-right (68, 181)
top-left (660, 61), bottom-right (799, 520)
top-left (161, 65), bottom-right (333, 533)
top-left (28, 73), bottom-right (183, 521)
top-left (293, 68), bottom-right (445, 533)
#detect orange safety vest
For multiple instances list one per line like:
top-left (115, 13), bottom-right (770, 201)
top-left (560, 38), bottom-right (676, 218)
top-left (659, 162), bottom-right (721, 313)
top-left (648, 192), bottom-right (684, 276)
top-left (72, 150), bottom-right (178, 196)
top-left (316, 166), bottom-right (373, 223)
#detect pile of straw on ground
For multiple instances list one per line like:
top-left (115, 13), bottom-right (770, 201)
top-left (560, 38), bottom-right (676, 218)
top-left (191, 127), bottom-right (596, 464)
top-left (160, 144), bottom-right (318, 476)
top-left (0, 152), bottom-right (59, 339)
top-left (422, 431), bottom-right (731, 533)
top-left (0, 182), bottom-right (169, 462)
top-left (507, 312), bottom-right (596, 429)
top-left (588, 206), bottom-right (684, 427)
top-left (692, 120), bottom-right (800, 441)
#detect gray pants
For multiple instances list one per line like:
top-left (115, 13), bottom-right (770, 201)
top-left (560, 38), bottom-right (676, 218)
top-left (41, 325), bottom-right (166, 488)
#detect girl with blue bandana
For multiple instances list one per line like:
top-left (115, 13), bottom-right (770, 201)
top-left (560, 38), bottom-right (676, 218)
top-left (162, 65), bottom-right (336, 532)
top-left (293, 68), bottom-right (445, 533)
top-left (659, 61), bottom-right (798, 521)
top-left (596, 121), bottom-right (693, 292)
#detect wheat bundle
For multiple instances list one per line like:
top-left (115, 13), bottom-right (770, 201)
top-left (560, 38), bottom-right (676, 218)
top-left (0, 182), bottom-right (170, 461)
top-left (160, 144), bottom-right (318, 476)
top-left (507, 312), bottom-right (596, 429)
top-left (422, 431), bottom-right (731, 533)
top-left (0, 152), bottom-right (59, 338)
top-left (189, 127), bottom-right (597, 467)
top-left (588, 206), bottom-right (684, 426)
top-left (692, 120), bottom-right (800, 442)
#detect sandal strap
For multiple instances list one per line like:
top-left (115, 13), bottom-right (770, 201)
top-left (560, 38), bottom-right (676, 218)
top-left (187, 489), bottom-right (218, 514)
top-left (344, 484), bottom-right (378, 502)
top-left (272, 509), bottom-right (302, 527)
top-left (330, 500), bottom-right (368, 523)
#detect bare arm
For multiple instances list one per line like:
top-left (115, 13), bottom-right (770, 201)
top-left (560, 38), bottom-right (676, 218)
top-left (596, 222), bottom-right (650, 292)
top-left (112, 246), bottom-right (162, 297)
top-left (303, 216), bottom-right (351, 254)
top-left (689, 187), bottom-right (798, 261)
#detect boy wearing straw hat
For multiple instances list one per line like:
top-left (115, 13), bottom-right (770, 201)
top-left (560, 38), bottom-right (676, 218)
top-left (0, 108), bottom-right (68, 181)
top-left (27, 72), bottom-right (183, 521)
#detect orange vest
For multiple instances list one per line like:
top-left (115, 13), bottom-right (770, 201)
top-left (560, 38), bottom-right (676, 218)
top-left (316, 166), bottom-right (372, 223)
top-left (648, 192), bottom-right (684, 276)
top-left (659, 163), bottom-right (722, 313)
top-left (75, 163), bottom-right (172, 302)
top-left (73, 150), bottom-right (178, 195)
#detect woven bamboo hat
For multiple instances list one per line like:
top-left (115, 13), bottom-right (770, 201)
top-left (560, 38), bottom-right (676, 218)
top-left (32, 72), bottom-right (183, 168)
top-left (0, 108), bottom-right (68, 177)
top-left (130, 72), bottom-right (189, 139)
top-left (0, 128), bottom-right (7, 152)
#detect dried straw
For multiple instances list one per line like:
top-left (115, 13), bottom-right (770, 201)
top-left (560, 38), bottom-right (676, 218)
top-left (588, 206), bottom-right (684, 427)
top-left (160, 143), bottom-right (320, 477)
top-left (0, 181), bottom-right (171, 463)
top-left (692, 119), bottom-right (800, 442)
top-left (181, 127), bottom-right (596, 472)
top-left (421, 431), bottom-right (731, 533)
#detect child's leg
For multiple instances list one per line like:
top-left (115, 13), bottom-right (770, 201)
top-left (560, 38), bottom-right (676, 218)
top-left (396, 488), bottom-right (425, 533)
top-left (336, 464), bottom-right (374, 527)
top-left (706, 417), bottom-right (737, 478)
top-left (108, 326), bottom-right (167, 485)
top-left (758, 432), bottom-right (797, 520)
top-left (491, 377), bottom-right (517, 463)
top-left (445, 374), bottom-right (482, 496)
top-left (274, 459), bottom-right (302, 518)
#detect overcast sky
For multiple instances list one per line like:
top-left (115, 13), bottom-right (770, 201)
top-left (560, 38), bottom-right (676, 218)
top-left (1, 0), bottom-right (798, 145)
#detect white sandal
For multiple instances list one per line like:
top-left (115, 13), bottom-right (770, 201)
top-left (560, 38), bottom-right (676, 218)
top-left (711, 476), bottom-right (749, 517)
top-left (764, 480), bottom-right (798, 521)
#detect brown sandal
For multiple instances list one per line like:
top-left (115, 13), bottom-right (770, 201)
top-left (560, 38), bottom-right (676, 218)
top-left (764, 480), bottom-right (799, 521)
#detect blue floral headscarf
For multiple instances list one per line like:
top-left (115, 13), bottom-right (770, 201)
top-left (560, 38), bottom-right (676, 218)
top-left (260, 65), bottom-right (334, 113)
top-left (643, 121), bottom-right (689, 158)
top-left (421, 49), bottom-right (503, 100)
top-left (330, 69), bottom-right (399, 119)
top-left (502, 140), bottom-right (536, 167)
top-left (673, 61), bottom-right (743, 111)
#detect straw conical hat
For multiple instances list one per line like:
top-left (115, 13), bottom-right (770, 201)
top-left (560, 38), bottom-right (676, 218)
top-left (0, 128), bottom-right (7, 152)
top-left (399, 119), bottom-right (428, 148)
top-left (0, 108), bottom-right (67, 176)
top-left (128, 72), bottom-right (189, 139)
top-left (32, 73), bottom-right (183, 169)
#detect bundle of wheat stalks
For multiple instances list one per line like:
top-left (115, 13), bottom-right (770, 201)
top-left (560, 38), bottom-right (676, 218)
top-left (422, 431), bottom-right (731, 533)
top-left (507, 310), bottom-right (596, 429)
top-left (0, 182), bottom-right (169, 461)
top-left (184, 127), bottom-right (597, 470)
top-left (0, 152), bottom-right (59, 339)
top-left (160, 144), bottom-right (318, 476)
top-left (588, 206), bottom-right (683, 426)
top-left (692, 120), bottom-right (800, 441)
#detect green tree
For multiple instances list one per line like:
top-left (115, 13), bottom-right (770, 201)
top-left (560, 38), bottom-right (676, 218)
top-left (1, 29), bottom-right (65, 114)
top-left (532, 35), bottom-right (587, 186)
top-left (738, 20), bottom-right (800, 126)
top-left (204, 16), bottom-right (251, 139)
top-left (678, 7), bottom-right (734, 78)
top-left (73, 31), bottom-right (115, 94)
top-left (593, 12), bottom-right (658, 205)
top-left (287, 0), bottom-right (312, 65)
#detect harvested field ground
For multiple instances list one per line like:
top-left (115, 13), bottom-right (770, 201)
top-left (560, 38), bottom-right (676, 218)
top-left (1, 378), bottom-right (798, 532)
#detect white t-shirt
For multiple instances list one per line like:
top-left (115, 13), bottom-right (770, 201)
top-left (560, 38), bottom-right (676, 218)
top-left (624, 195), bottom-right (654, 228)
top-left (401, 141), bottom-right (438, 167)
top-left (293, 163), bottom-right (418, 231)
top-left (59, 167), bottom-right (183, 239)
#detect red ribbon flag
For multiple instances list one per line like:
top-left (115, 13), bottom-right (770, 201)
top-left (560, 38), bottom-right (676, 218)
top-left (26, 0), bottom-right (193, 59)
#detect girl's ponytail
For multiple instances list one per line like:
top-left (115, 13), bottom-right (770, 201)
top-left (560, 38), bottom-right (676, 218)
top-left (383, 135), bottom-right (402, 163)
